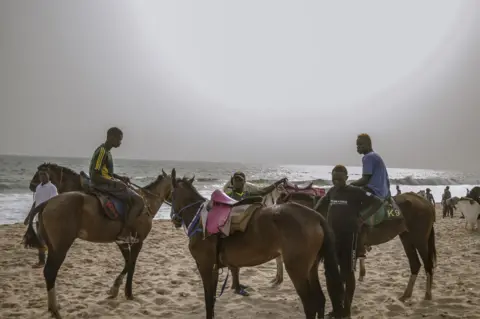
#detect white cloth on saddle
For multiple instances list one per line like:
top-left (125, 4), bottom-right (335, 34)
top-left (33, 181), bottom-right (58, 223)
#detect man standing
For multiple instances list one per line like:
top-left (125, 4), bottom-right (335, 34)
top-left (396, 185), bottom-right (401, 196)
top-left (24, 170), bottom-right (58, 268)
top-left (226, 171), bottom-right (286, 200)
top-left (442, 186), bottom-right (452, 218)
top-left (315, 165), bottom-right (383, 318)
top-left (426, 188), bottom-right (435, 207)
top-left (89, 127), bottom-right (143, 244)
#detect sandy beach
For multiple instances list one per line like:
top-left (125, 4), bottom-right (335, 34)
top-left (1, 206), bottom-right (479, 319)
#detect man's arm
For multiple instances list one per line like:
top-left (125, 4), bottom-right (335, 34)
top-left (351, 155), bottom-right (373, 187)
top-left (24, 202), bottom-right (36, 225)
top-left (350, 175), bottom-right (371, 187)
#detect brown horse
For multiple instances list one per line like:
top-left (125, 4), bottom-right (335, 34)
top-left (24, 164), bottom-right (172, 319)
top-left (277, 190), bottom-right (437, 301)
top-left (169, 169), bottom-right (345, 319)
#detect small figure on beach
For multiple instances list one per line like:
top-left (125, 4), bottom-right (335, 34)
top-left (315, 165), bottom-right (383, 318)
top-left (225, 171), bottom-right (286, 200)
top-left (442, 186), bottom-right (453, 218)
top-left (23, 170), bottom-right (58, 268)
top-left (89, 127), bottom-right (143, 244)
top-left (426, 188), bottom-right (435, 207)
top-left (396, 185), bottom-right (401, 196)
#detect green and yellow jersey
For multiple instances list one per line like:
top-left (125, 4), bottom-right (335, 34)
top-left (89, 144), bottom-right (114, 180)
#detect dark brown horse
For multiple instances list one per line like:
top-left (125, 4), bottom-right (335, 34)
top-left (169, 169), bottom-right (345, 319)
top-left (24, 163), bottom-right (172, 319)
top-left (277, 189), bottom-right (437, 301)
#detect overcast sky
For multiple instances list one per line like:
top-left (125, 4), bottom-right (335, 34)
top-left (1, 0), bottom-right (479, 170)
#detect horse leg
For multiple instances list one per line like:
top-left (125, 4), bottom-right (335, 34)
top-left (284, 260), bottom-right (317, 319)
top-left (307, 259), bottom-right (326, 319)
top-left (124, 241), bottom-right (143, 300)
top-left (108, 243), bottom-right (130, 298)
top-left (417, 227), bottom-right (436, 300)
top-left (198, 264), bottom-right (218, 319)
top-left (271, 255), bottom-right (284, 286)
top-left (229, 266), bottom-right (249, 296)
top-left (399, 233), bottom-right (421, 301)
top-left (43, 246), bottom-right (73, 319)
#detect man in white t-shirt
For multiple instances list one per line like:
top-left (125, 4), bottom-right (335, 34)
top-left (24, 170), bottom-right (58, 268)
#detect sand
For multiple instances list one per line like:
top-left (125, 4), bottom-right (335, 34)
top-left (1, 207), bottom-right (479, 319)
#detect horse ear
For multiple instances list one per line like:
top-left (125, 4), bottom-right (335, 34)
top-left (189, 175), bottom-right (195, 184)
top-left (171, 168), bottom-right (177, 187)
top-left (162, 169), bottom-right (167, 178)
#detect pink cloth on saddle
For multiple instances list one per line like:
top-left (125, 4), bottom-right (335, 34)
top-left (205, 190), bottom-right (238, 235)
top-left (284, 182), bottom-right (326, 197)
top-left (210, 189), bottom-right (238, 205)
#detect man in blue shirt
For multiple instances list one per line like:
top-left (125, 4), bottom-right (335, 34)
top-left (350, 133), bottom-right (391, 199)
top-left (350, 133), bottom-right (396, 261)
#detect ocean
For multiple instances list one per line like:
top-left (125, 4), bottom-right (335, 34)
top-left (1, 155), bottom-right (478, 225)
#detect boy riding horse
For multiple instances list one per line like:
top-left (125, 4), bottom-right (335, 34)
top-left (349, 133), bottom-right (396, 258)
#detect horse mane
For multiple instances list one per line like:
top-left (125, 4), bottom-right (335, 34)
top-left (143, 174), bottom-right (168, 190)
top-left (37, 162), bottom-right (79, 176)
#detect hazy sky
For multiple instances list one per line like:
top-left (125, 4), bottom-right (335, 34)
top-left (1, 1), bottom-right (480, 170)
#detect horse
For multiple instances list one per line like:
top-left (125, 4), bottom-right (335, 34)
top-left (23, 163), bottom-right (172, 319)
top-left (277, 189), bottom-right (437, 301)
top-left (171, 169), bottom-right (345, 319)
top-left (454, 187), bottom-right (480, 230)
top-left (222, 180), bottom-right (326, 289)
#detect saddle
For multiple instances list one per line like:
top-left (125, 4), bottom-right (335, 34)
top-left (283, 181), bottom-right (326, 198)
top-left (79, 172), bottom-right (127, 220)
top-left (361, 197), bottom-right (403, 227)
top-left (202, 190), bottom-right (263, 237)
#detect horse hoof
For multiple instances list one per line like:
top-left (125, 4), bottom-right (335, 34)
top-left (125, 295), bottom-right (134, 301)
top-left (424, 293), bottom-right (432, 301)
top-left (48, 309), bottom-right (62, 319)
top-left (107, 287), bottom-right (119, 298)
top-left (398, 295), bottom-right (410, 302)
top-left (358, 276), bottom-right (364, 282)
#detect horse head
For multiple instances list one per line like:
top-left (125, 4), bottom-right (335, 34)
top-left (30, 163), bottom-right (79, 192)
top-left (170, 168), bottom-right (204, 229)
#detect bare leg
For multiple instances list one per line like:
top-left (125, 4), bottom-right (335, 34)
top-left (230, 266), bottom-right (249, 296)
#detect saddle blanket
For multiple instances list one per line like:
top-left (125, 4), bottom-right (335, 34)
top-left (361, 199), bottom-right (403, 227)
top-left (79, 172), bottom-right (127, 220)
top-left (200, 201), bottom-right (262, 237)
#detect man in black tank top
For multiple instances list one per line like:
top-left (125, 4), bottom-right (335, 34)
top-left (315, 165), bottom-right (383, 318)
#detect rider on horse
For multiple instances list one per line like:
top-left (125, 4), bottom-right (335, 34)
top-left (226, 171), bottom-right (286, 201)
top-left (89, 127), bottom-right (143, 244)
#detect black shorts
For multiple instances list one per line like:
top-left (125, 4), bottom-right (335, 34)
top-left (334, 231), bottom-right (358, 274)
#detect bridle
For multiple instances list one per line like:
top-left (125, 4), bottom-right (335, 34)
top-left (170, 188), bottom-right (205, 228)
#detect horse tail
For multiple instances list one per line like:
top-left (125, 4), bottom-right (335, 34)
top-left (428, 226), bottom-right (437, 270)
top-left (22, 201), bottom-right (48, 249)
top-left (317, 214), bottom-right (344, 315)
